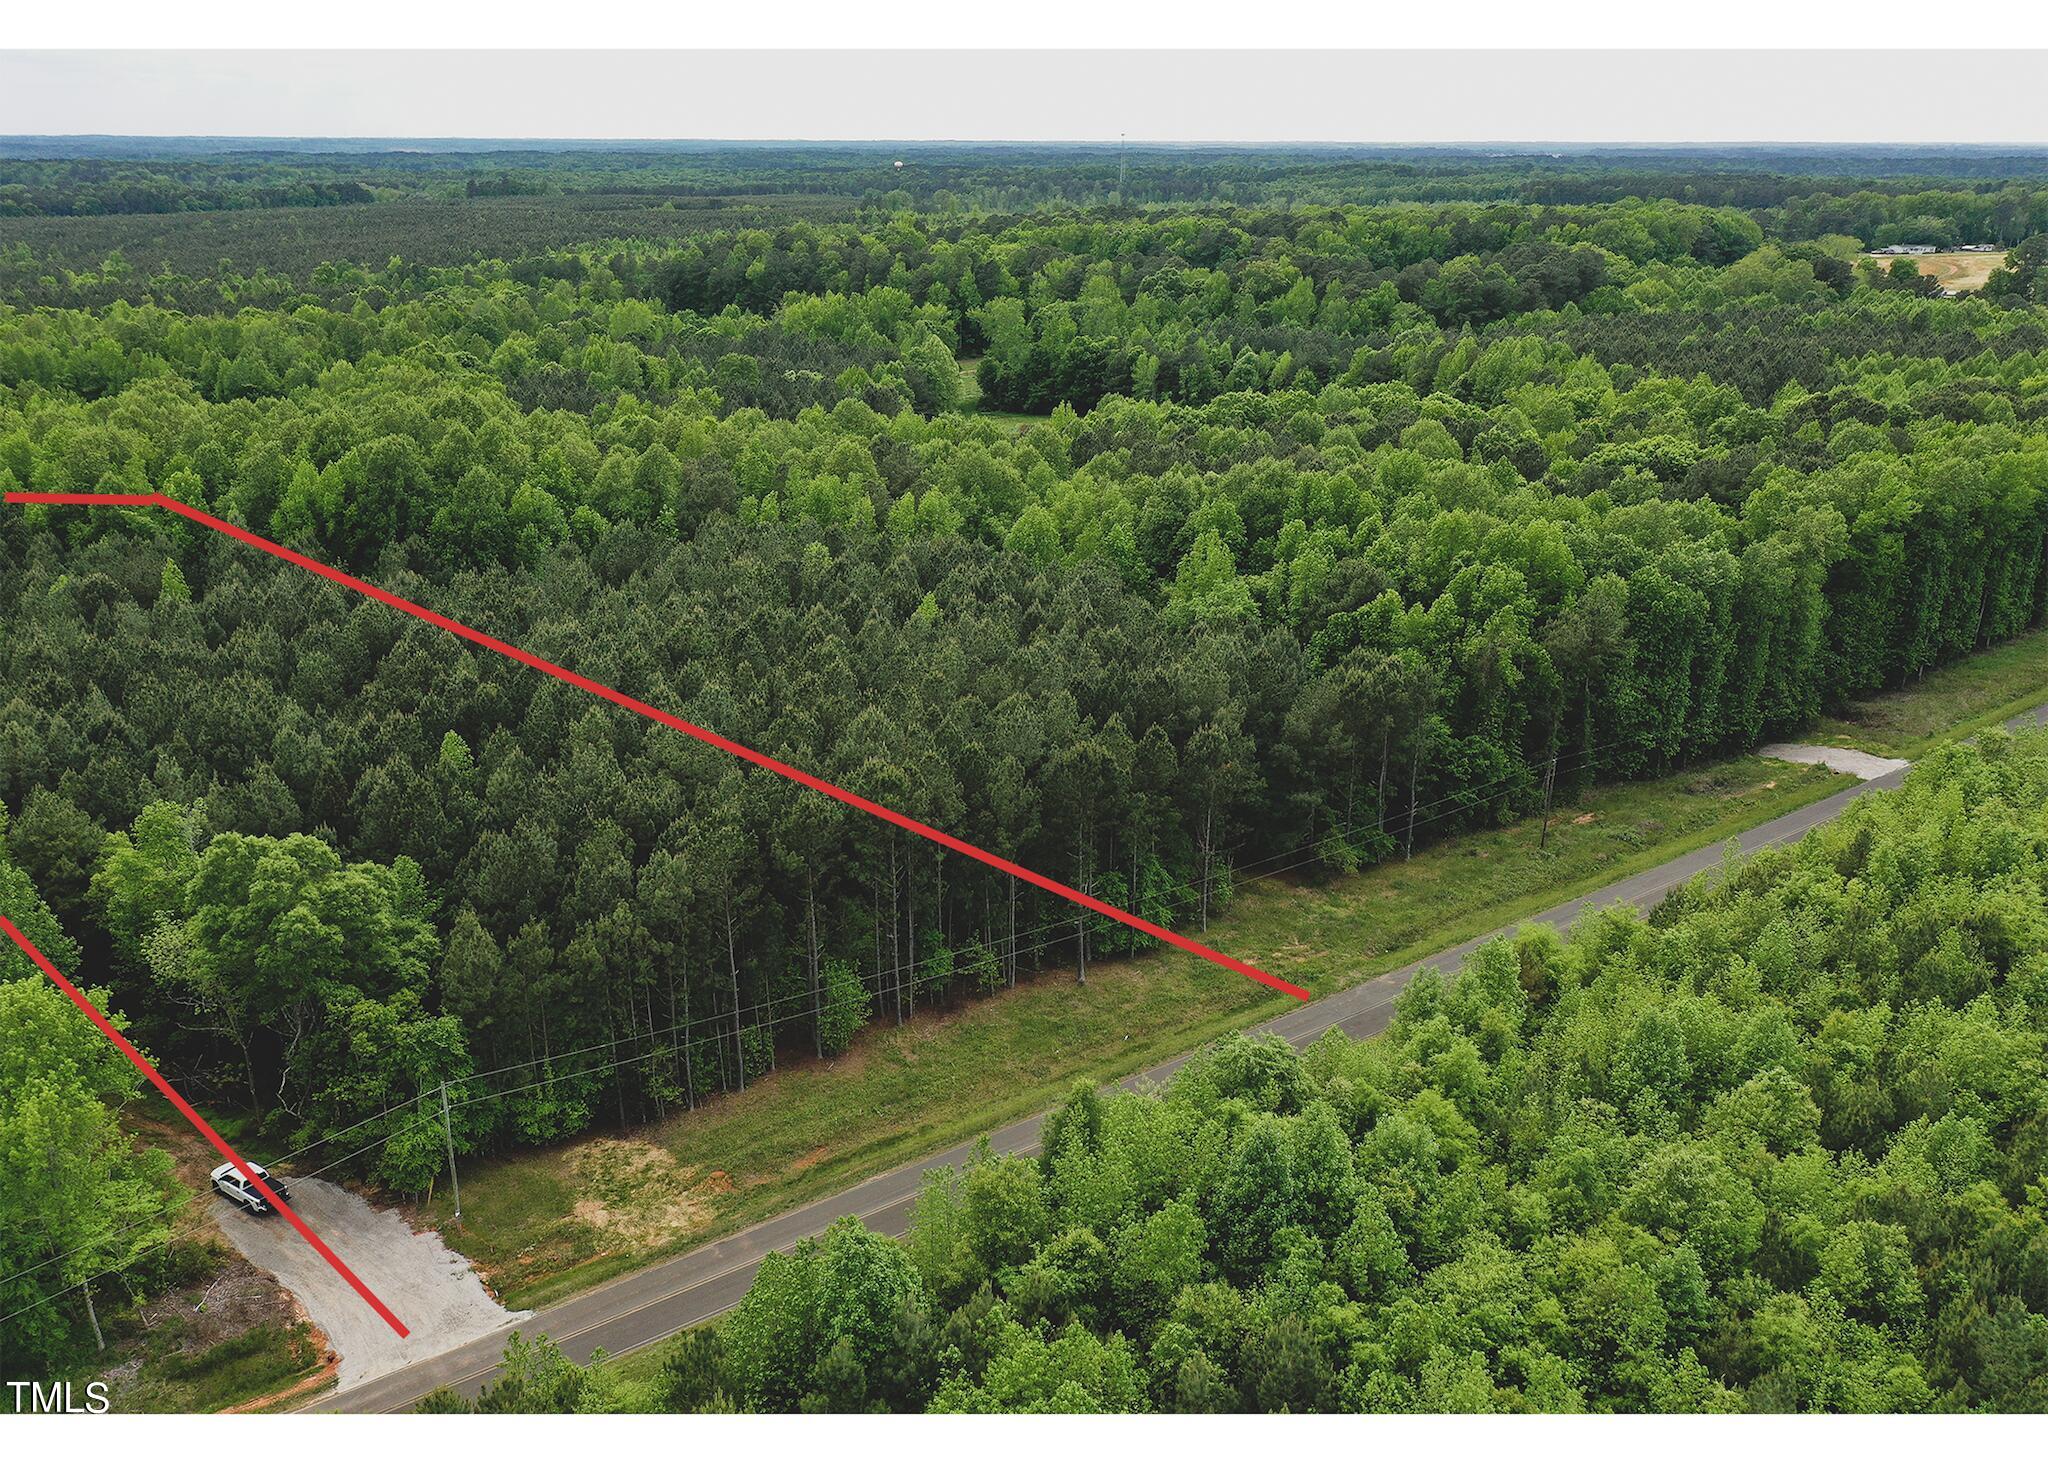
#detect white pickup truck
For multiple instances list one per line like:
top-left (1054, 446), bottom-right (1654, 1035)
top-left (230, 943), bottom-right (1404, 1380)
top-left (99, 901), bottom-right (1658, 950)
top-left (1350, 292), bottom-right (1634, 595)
top-left (210, 1161), bottom-right (290, 1216)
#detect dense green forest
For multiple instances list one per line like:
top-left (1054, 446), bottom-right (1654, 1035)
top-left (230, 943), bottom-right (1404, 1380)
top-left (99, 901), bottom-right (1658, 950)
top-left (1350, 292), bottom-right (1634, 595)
top-left (432, 732), bottom-right (2048, 1413)
top-left (6, 140), bottom-right (2048, 223)
top-left (3, 145), bottom-right (2048, 1384)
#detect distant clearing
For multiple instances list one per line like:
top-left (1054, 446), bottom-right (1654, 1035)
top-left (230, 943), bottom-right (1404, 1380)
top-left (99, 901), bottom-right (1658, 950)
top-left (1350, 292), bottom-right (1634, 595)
top-left (1864, 250), bottom-right (2006, 293)
top-left (955, 357), bottom-right (1051, 426)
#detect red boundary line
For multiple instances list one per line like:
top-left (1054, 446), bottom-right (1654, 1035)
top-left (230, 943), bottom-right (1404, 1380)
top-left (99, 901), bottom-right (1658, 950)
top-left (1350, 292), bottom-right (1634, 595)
top-left (8, 490), bottom-right (1309, 1001)
top-left (0, 914), bottom-right (410, 1338)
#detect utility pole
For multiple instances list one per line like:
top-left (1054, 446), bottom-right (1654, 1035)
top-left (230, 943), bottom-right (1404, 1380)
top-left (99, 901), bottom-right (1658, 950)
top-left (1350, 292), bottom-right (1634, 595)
top-left (1539, 753), bottom-right (1558, 850)
top-left (1404, 737), bottom-right (1422, 861)
top-left (438, 1081), bottom-right (462, 1228)
top-left (1118, 133), bottom-right (1127, 199)
top-left (1075, 893), bottom-right (1088, 987)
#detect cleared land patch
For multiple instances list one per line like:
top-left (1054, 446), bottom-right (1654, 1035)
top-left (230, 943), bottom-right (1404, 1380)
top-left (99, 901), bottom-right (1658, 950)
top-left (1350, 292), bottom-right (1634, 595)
top-left (1863, 250), bottom-right (2005, 292)
top-left (955, 357), bottom-right (1052, 427)
top-left (213, 1178), bottom-right (526, 1391)
top-left (567, 1137), bottom-right (724, 1246)
top-left (1757, 742), bottom-right (1909, 780)
top-left (92, 1100), bottom-right (331, 1413)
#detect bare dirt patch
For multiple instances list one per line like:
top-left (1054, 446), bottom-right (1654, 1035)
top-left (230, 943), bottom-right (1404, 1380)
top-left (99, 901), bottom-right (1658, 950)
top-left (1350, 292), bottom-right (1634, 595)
top-left (131, 1249), bottom-right (310, 1344)
top-left (224, 1353), bottom-right (339, 1413)
top-left (1863, 251), bottom-right (2005, 293)
top-left (566, 1137), bottom-right (718, 1246)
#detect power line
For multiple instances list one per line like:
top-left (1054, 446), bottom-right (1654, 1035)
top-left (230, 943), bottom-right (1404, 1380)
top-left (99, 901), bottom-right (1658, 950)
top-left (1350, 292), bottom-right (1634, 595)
top-left (459, 725), bottom-right (1648, 1113)
top-left (448, 723), bottom-right (1646, 1107)
top-left (0, 726), bottom-right (1655, 1309)
top-left (423, 732), bottom-right (1610, 1109)
top-left (0, 1103), bottom-right (449, 1329)
top-left (0, 1086), bottom-right (445, 1293)
top-left (419, 727), bottom-right (1649, 1129)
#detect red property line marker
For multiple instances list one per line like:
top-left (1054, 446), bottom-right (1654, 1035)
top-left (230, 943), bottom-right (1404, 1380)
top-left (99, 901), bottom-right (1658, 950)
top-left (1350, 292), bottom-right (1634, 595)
top-left (0, 914), bottom-right (410, 1338)
top-left (8, 490), bottom-right (1310, 1001)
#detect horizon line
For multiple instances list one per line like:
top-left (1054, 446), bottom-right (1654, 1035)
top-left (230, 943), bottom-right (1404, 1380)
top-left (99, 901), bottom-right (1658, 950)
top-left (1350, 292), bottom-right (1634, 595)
top-left (9, 135), bottom-right (2048, 150)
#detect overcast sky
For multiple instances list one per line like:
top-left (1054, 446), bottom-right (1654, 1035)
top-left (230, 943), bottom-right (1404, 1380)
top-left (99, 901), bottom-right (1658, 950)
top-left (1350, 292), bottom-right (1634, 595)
top-left (0, 50), bottom-right (2043, 145)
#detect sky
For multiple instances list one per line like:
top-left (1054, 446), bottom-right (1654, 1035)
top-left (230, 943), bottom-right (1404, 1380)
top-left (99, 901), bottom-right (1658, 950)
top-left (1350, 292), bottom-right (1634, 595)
top-left (1, 50), bottom-right (2044, 145)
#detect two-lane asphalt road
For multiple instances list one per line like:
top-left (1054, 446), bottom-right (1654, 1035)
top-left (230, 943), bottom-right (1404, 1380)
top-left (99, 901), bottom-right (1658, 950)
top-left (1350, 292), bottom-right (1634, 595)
top-left (315, 701), bottom-right (2048, 1412)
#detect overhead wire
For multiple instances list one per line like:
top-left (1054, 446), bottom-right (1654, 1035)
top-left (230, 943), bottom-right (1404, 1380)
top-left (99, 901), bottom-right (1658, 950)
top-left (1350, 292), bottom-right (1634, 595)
top-left (437, 724), bottom-right (1654, 1117)
top-left (428, 723), bottom-right (1652, 1112)
top-left (1, 727), bottom-right (1658, 1320)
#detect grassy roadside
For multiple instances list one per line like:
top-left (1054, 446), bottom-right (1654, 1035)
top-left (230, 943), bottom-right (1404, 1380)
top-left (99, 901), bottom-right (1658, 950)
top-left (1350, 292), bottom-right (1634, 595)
top-left (1811, 628), bottom-right (2048, 758)
top-left (422, 754), bottom-right (1852, 1312)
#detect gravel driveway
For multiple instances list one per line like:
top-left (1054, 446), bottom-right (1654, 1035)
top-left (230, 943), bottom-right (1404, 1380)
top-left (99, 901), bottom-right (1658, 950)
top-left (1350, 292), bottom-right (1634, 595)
top-left (212, 1177), bottom-right (527, 1390)
top-left (1758, 742), bottom-right (1910, 781)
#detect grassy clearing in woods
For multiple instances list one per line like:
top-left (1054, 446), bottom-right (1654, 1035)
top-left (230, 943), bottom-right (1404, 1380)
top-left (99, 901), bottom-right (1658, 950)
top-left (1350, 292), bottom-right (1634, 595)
top-left (954, 357), bottom-right (1050, 427)
top-left (423, 753), bottom-right (1850, 1312)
